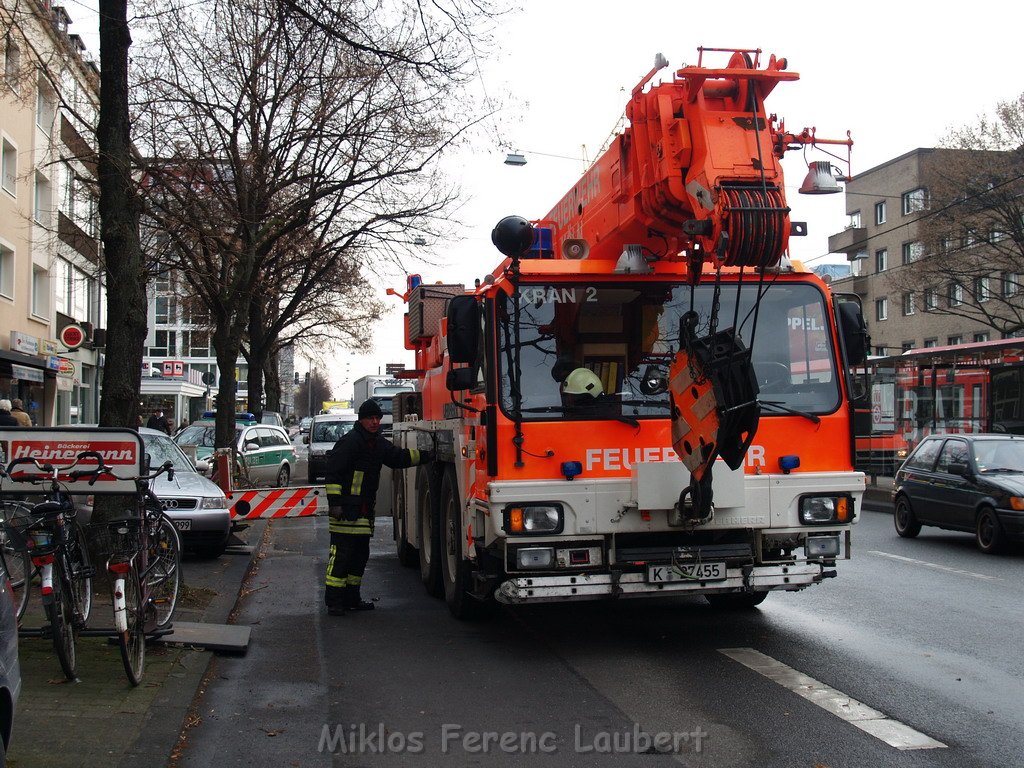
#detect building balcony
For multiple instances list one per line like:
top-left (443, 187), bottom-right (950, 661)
top-left (827, 226), bottom-right (868, 257)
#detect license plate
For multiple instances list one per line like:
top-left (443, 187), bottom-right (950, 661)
top-left (173, 519), bottom-right (193, 531)
top-left (647, 562), bottom-right (726, 583)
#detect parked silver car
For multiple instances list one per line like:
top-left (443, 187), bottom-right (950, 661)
top-left (305, 411), bottom-right (357, 483)
top-left (0, 550), bottom-right (21, 762)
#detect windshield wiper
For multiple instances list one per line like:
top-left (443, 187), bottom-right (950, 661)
top-left (517, 405), bottom-right (640, 428)
top-left (758, 399), bottom-right (821, 424)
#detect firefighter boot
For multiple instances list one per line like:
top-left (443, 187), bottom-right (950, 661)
top-left (342, 586), bottom-right (375, 611)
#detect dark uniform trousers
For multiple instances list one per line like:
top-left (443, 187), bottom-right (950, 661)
top-left (325, 507), bottom-right (373, 608)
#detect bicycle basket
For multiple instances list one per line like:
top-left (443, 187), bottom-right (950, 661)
top-left (0, 504), bottom-right (63, 555)
top-left (88, 518), bottom-right (144, 558)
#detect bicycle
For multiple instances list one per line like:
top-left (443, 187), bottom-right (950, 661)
top-left (0, 453), bottom-right (104, 680)
top-left (88, 458), bottom-right (180, 685)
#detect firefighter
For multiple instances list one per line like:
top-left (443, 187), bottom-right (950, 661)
top-left (323, 398), bottom-right (432, 615)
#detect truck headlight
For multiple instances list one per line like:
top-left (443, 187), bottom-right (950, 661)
top-left (799, 494), bottom-right (853, 525)
top-left (503, 504), bottom-right (563, 534)
top-left (806, 534), bottom-right (841, 558)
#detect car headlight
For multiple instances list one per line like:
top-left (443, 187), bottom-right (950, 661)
top-left (312, 449), bottom-right (327, 457)
top-left (199, 496), bottom-right (230, 510)
top-left (503, 504), bottom-right (563, 534)
top-left (799, 494), bottom-right (853, 525)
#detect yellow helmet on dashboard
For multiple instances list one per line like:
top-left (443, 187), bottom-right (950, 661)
top-left (562, 367), bottom-right (603, 397)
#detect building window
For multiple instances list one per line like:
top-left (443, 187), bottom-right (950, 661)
top-left (902, 188), bottom-right (928, 215)
top-left (991, 229), bottom-right (1008, 243)
top-left (902, 292), bottom-right (915, 316)
top-left (34, 172), bottom-right (51, 226)
top-left (1002, 272), bottom-right (1019, 297)
top-left (35, 75), bottom-right (56, 133)
top-left (973, 332), bottom-right (990, 343)
top-left (875, 297), bottom-right (888, 321)
top-left (924, 287), bottom-right (938, 311)
top-left (31, 265), bottom-right (49, 319)
top-left (154, 295), bottom-right (177, 325)
top-left (874, 345), bottom-right (888, 356)
top-left (901, 241), bottom-right (923, 264)
top-left (849, 211), bottom-right (861, 228)
top-left (902, 341), bottom-right (915, 352)
top-left (875, 248), bottom-right (888, 273)
top-left (924, 338), bottom-right (938, 348)
top-left (181, 330), bottom-right (211, 357)
top-left (947, 335), bottom-right (962, 346)
top-left (975, 276), bottom-right (991, 303)
top-left (941, 236), bottom-right (956, 253)
top-left (964, 230), bottom-right (980, 248)
top-left (1, 138), bottom-right (16, 197)
top-left (0, 240), bottom-right (13, 298)
top-left (3, 39), bottom-right (20, 91)
top-left (149, 330), bottom-right (177, 357)
top-left (875, 201), bottom-right (886, 225)
top-left (949, 283), bottom-right (963, 306)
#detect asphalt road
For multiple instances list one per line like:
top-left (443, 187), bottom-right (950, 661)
top-left (175, 508), bottom-right (1023, 767)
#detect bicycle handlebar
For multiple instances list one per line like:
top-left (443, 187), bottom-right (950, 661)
top-left (4, 452), bottom-right (114, 486)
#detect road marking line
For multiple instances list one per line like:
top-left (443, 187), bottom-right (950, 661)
top-left (719, 648), bottom-right (947, 751)
top-left (867, 550), bottom-right (1001, 581)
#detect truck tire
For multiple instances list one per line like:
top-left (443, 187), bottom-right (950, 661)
top-left (393, 469), bottom-right (418, 567)
top-left (417, 466), bottom-right (443, 597)
top-left (440, 468), bottom-right (489, 620)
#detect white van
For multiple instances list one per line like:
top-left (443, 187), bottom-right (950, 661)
top-left (305, 411), bottom-right (358, 483)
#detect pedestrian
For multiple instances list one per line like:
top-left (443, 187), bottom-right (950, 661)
top-left (10, 398), bottom-right (31, 427)
top-left (176, 417), bottom-right (189, 435)
top-left (0, 399), bottom-right (19, 427)
top-left (146, 409), bottom-right (165, 431)
top-left (323, 398), bottom-right (433, 615)
top-left (163, 414), bottom-right (174, 435)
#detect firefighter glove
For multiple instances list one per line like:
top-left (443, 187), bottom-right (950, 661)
top-left (328, 504), bottom-right (344, 521)
top-left (340, 505), bottom-right (361, 522)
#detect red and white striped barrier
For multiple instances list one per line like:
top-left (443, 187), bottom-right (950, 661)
top-left (227, 486), bottom-right (327, 520)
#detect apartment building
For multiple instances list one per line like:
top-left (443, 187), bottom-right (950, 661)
top-left (828, 147), bottom-right (1020, 354)
top-left (1, 0), bottom-right (103, 426)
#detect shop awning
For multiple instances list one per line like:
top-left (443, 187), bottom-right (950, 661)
top-left (0, 349), bottom-right (48, 382)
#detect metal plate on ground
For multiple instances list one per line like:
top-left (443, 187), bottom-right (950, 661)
top-left (152, 621), bottom-right (251, 653)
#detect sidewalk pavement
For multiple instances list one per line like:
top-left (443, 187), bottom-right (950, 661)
top-left (6, 520), bottom-right (268, 768)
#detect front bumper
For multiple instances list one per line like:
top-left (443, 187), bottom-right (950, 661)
top-left (495, 563), bottom-right (832, 604)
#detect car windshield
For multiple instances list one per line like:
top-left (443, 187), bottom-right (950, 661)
top-left (312, 420), bottom-right (356, 443)
top-left (175, 424), bottom-right (243, 448)
top-left (972, 440), bottom-right (1024, 472)
top-left (143, 432), bottom-right (197, 473)
top-left (498, 281), bottom-right (841, 420)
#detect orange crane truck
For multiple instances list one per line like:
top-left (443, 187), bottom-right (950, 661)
top-left (389, 48), bottom-right (870, 618)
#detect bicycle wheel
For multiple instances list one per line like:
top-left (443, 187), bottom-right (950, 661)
top-left (45, 562), bottom-right (78, 680)
top-left (148, 514), bottom-right (181, 629)
top-left (0, 502), bottom-right (33, 620)
top-left (116, 566), bottom-right (146, 686)
top-left (66, 522), bottom-right (93, 627)
top-left (1, 541), bottom-right (32, 621)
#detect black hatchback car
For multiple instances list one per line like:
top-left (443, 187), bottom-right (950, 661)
top-left (893, 434), bottom-right (1024, 553)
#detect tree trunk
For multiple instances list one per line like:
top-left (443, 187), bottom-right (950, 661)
top-left (95, 0), bottom-right (145, 525)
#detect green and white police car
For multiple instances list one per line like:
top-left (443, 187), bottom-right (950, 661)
top-left (174, 412), bottom-right (297, 487)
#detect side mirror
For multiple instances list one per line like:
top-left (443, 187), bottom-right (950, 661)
top-left (837, 298), bottom-right (870, 366)
top-left (948, 461), bottom-right (971, 477)
top-left (447, 295), bottom-right (480, 364)
top-left (244, 440), bottom-right (260, 453)
top-left (195, 459), bottom-right (210, 474)
top-left (446, 366), bottom-right (477, 392)
top-left (302, 435), bottom-right (309, 444)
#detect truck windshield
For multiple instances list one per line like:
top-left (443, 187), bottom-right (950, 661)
top-left (498, 281), bottom-right (841, 420)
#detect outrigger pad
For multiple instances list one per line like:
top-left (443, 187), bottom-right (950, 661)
top-left (152, 621), bottom-right (251, 653)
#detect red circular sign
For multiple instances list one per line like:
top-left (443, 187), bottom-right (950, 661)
top-left (59, 324), bottom-right (85, 350)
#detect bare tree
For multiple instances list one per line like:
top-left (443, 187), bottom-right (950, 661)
top-left (97, 0), bottom-right (146, 430)
top-left (887, 96), bottom-right (1024, 336)
top-left (134, 0), bottom-right (498, 451)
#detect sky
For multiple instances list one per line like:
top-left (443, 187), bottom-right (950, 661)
top-left (62, 0), bottom-right (1022, 401)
